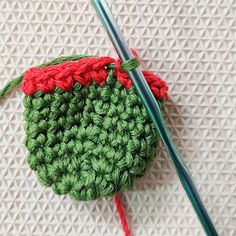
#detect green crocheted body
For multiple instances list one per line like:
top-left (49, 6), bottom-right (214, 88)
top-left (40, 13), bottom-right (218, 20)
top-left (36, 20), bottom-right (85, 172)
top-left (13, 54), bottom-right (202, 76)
top-left (23, 75), bottom-right (162, 201)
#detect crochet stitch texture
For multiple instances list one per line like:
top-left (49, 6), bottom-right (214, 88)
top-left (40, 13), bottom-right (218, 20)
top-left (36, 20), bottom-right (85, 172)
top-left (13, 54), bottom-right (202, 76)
top-left (22, 55), bottom-right (168, 201)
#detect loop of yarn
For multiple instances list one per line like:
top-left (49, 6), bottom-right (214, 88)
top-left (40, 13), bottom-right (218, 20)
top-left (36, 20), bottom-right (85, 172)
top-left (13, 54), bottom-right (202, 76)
top-left (121, 57), bottom-right (140, 72)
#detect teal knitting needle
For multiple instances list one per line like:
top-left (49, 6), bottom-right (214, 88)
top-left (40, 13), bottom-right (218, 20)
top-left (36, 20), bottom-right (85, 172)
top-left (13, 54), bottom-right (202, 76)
top-left (91, 0), bottom-right (218, 235)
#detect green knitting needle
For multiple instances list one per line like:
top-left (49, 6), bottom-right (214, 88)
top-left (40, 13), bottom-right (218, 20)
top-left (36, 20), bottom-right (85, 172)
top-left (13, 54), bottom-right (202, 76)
top-left (91, 0), bottom-right (218, 235)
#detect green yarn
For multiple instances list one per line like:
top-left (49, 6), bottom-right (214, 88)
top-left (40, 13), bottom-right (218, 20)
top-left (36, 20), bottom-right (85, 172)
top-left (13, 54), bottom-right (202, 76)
top-left (0, 75), bottom-right (23, 98)
top-left (0, 55), bottom-right (92, 99)
top-left (0, 54), bottom-right (166, 201)
top-left (38, 55), bottom-right (92, 68)
top-left (0, 55), bottom-right (138, 99)
top-left (23, 71), bottom-right (163, 201)
top-left (121, 58), bottom-right (140, 72)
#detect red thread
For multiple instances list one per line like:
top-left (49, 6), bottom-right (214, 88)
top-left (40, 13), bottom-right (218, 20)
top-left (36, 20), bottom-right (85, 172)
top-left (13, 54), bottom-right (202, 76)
top-left (114, 193), bottom-right (131, 236)
top-left (22, 54), bottom-right (168, 101)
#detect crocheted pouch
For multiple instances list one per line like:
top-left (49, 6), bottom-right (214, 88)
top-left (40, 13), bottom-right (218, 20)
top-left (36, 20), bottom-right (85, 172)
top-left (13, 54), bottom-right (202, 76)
top-left (2, 54), bottom-right (168, 201)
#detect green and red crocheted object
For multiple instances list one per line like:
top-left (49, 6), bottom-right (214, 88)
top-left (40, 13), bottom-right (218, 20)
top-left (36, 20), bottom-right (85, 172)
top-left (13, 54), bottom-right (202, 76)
top-left (2, 54), bottom-right (168, 201)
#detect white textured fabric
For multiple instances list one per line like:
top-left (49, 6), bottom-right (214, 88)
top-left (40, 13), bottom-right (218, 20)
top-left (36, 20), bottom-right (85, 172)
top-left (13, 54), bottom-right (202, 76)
top-left (0, 1), bottom-right (235, 235)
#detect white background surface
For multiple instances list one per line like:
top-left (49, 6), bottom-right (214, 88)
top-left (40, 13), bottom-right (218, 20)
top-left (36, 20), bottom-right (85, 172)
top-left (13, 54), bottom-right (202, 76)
top-left (0, 1), bottom-right (236, 235)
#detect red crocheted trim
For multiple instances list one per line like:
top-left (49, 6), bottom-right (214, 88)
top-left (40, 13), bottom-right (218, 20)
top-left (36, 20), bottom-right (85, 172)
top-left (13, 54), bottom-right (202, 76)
top-left (22, 56), bottom-right (168, 100)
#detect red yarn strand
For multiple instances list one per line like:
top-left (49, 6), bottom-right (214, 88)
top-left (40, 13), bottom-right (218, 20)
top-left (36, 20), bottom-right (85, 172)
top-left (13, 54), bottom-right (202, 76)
top-left (22, 55), bottom-right (168, 101)
top-left (114, 193), bottom-right (131, 236)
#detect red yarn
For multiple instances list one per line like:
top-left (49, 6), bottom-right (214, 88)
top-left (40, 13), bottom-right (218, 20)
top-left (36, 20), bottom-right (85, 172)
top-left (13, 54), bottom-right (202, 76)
top-left (114, 193), bottom-right (131, 236)
top-left (22, 55), bottom-right (168, 100)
